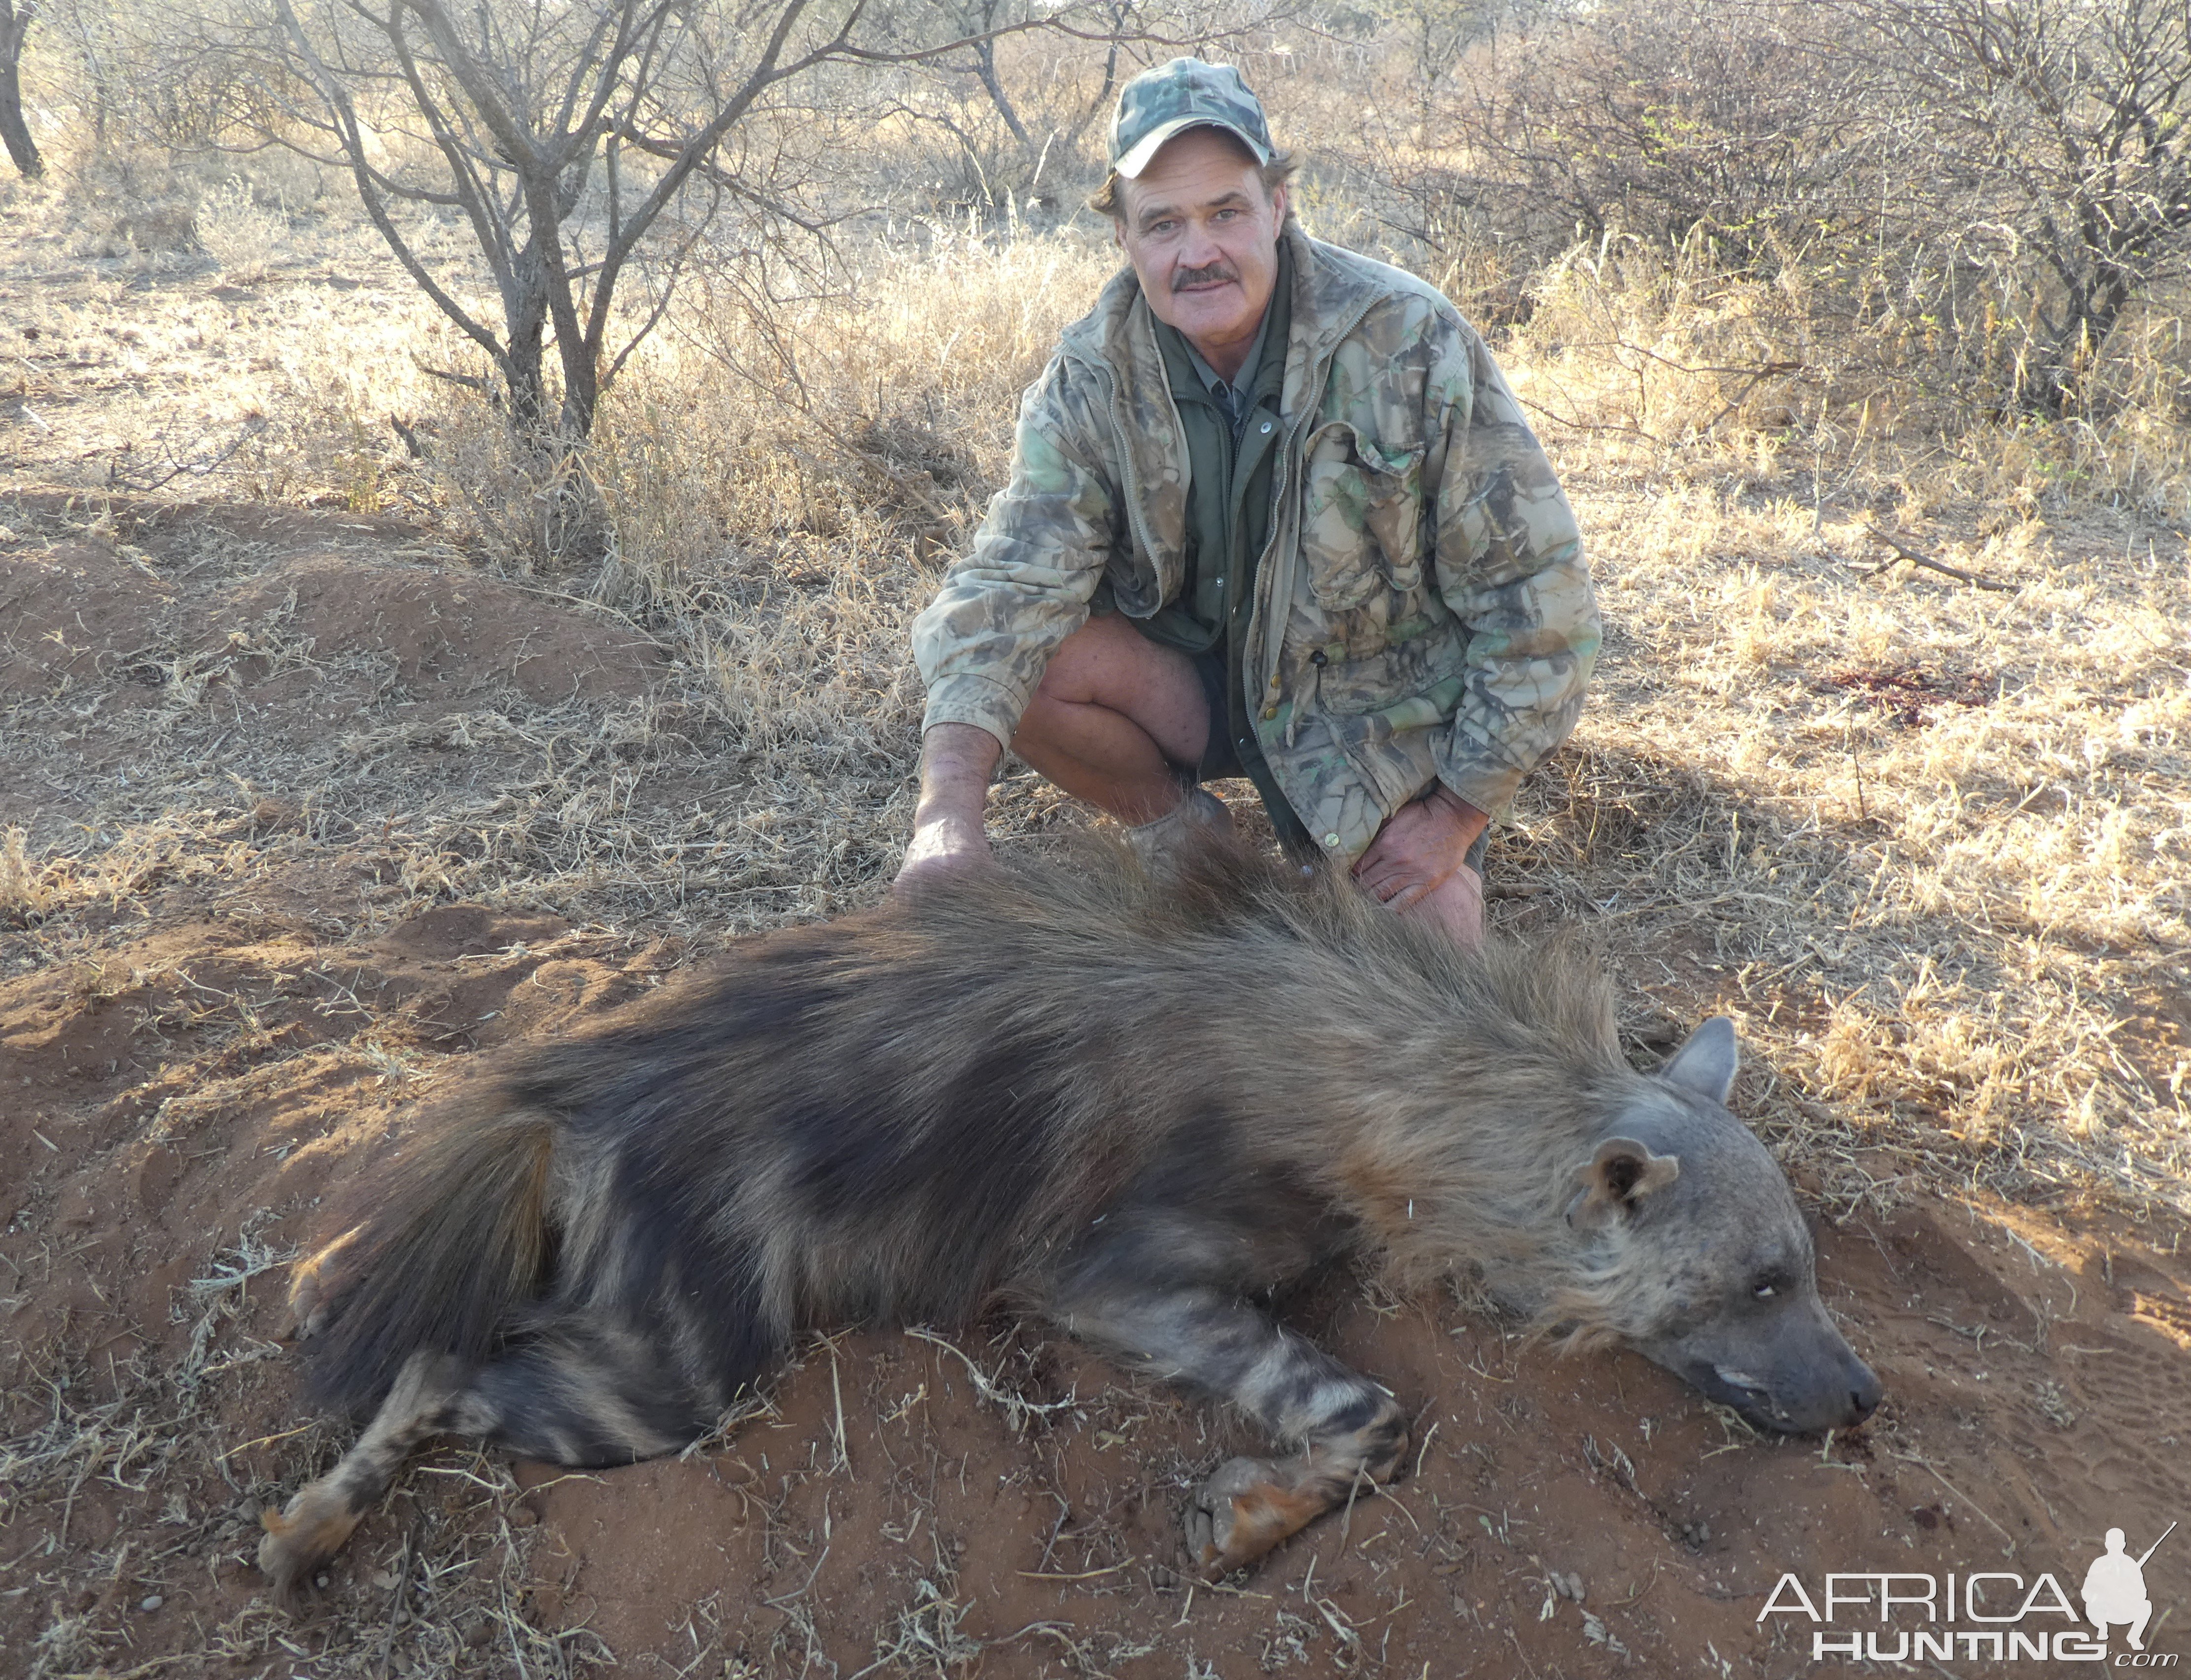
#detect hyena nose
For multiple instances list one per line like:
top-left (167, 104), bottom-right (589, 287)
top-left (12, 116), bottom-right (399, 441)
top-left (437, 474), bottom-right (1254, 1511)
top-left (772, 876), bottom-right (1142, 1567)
top-left (1844, 1361), bottom-right (1882, 1424)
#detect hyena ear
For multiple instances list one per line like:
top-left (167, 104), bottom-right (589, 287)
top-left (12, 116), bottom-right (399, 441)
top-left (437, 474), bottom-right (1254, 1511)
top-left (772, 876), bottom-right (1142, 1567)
top-left (1565, 1137), bottom-right (1681, 1229)
top-left (1658, 1016), bottom-right (1739, 1105)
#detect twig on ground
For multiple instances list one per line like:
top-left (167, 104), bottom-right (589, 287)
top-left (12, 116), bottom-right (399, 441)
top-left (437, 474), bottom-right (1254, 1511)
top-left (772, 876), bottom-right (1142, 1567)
top-left (904, 1327), bottom-right (1078, 1432)
top-left (1859, 525), bottom-right (2017, 592)
top-left (1015, 1558), bottom-right (1139, 1581)
top-left (374, 1522), bottom-right (417, 1680)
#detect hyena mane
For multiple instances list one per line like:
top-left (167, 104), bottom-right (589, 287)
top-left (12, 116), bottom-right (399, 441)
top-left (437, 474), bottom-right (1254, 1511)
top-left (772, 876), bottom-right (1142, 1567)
top-left (263, 840), bottom-right (1670, 1596)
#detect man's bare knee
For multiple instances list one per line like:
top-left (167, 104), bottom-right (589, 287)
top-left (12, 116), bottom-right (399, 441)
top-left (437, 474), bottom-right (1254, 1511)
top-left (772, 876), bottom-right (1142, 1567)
top-left (1038, 616), bottom-right (1191, 702)
top-left (1020, 616), bottom-right (1208, 770)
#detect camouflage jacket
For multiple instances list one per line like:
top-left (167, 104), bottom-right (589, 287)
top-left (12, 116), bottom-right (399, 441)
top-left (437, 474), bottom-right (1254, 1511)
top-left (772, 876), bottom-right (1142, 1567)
top-left (911, 224), bottom-right (1599, 862)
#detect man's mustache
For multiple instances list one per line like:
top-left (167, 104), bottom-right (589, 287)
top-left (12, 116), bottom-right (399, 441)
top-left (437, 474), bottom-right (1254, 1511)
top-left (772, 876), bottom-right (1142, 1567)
top-left (1172, 261), bottom-right (1239, 292)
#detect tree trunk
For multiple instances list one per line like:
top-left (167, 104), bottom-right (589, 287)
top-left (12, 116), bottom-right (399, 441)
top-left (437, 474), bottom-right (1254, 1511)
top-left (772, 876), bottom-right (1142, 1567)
top-left (0, 0), bottom-right (42, 180)
top-left (557, 341), bottom-right (598, 440)
top-left (1063, 20), bottom-right (1122, 151)
top-left (2052, 270), bottom-right (2133, 415)
top-left (972, 37), bottom-right (1032, 153)
top-left (501, 310), bottom-right (549, 438)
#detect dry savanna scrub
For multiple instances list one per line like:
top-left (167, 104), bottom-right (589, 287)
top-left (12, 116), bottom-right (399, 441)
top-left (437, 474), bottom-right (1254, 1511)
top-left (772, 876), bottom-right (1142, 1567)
top-left (3, 115), bottom-right (2189, 1680)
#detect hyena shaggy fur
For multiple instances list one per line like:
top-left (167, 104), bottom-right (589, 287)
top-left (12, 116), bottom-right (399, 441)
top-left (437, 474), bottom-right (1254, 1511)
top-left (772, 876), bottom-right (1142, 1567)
top-left (258, 844), bottom-right (1879, 1597)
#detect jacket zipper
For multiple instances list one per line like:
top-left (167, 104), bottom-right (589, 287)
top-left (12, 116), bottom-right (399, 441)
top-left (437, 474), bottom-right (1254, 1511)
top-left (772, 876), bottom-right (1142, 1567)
top-left (1252, 288), bottom-right (1382, 733)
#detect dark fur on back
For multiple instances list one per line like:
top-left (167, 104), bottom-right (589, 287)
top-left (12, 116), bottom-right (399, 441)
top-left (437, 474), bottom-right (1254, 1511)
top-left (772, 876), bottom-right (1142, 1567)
top-left (300, 842), bottom-right (1629, 1422)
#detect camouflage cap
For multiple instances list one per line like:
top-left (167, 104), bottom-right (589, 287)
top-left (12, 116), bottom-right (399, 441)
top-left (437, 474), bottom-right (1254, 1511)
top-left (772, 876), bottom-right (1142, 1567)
top-left (1110, 58), bottom-right (1273, 180)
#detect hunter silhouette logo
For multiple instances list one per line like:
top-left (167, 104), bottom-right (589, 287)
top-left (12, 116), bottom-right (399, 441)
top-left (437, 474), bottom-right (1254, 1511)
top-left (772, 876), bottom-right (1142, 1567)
top-left (1760, 1518), bottom-right (2178, 1663)
top-left (2085, 1524), bottom-right (2174, 1653)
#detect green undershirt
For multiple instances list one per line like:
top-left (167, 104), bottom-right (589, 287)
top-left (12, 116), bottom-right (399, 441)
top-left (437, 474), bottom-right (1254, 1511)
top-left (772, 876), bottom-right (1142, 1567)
top-left (1139, 242), bottom-right (1305, 848)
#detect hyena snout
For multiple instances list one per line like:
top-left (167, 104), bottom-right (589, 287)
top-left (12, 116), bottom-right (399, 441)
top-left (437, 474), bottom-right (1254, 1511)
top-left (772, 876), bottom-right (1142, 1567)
top-left (1647, 1299), bottom-right (1881, 1435)
top-left (1738, 1337), bottom-right (1881, 1435)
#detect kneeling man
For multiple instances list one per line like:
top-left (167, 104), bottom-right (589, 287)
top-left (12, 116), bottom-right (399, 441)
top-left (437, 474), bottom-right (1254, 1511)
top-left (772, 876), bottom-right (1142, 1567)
top-left (903, 59), bottom-right (1599, 944)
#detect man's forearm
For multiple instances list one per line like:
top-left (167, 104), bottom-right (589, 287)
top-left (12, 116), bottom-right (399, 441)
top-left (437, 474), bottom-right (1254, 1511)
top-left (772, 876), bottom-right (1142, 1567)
top-left (895, 722), bottom-right (1004, 887)
top-left (914, 722), bottom-right (1002, 828)
top-left (1427, 783), bottom-right (1490, 849)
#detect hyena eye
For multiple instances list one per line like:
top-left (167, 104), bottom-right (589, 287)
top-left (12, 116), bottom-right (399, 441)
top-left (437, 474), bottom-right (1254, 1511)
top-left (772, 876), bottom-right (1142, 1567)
top-left (1752, 1282), bottom-right (1778, 1300)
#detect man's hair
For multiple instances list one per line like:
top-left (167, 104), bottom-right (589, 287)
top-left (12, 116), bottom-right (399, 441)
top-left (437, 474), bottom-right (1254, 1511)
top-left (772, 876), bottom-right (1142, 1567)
top-left (1089, 142), bottom-right (1301, 223)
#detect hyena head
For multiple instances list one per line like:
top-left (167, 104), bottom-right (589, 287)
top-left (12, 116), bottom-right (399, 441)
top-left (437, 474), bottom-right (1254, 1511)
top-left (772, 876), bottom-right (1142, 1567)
top-left (1556, 1019), bottom-right (1881, 1435)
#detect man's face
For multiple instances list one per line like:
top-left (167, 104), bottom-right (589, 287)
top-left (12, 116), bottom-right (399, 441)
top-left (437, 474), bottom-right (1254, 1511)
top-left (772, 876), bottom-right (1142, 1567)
top-left (1114, 127), bottom-right (1287, 375)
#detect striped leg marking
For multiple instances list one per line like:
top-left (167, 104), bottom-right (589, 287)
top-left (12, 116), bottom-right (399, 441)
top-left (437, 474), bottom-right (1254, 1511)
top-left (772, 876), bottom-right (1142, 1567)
top-left (257, 1354), bottom-right (487, 1606)
top-left (1050, 1281), bottom-right (1409, 1579)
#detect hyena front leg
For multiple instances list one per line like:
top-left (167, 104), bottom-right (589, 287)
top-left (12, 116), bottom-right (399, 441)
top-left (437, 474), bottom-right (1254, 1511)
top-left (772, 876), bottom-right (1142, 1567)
top-left (1052, 1282), bottom-right (1408, 1579)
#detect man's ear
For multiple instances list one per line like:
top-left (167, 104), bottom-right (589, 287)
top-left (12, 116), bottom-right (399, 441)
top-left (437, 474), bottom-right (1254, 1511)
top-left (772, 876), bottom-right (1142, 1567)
top-left (1659, 1016), bottom-right (1739, 1105)
top-left (1565, 1137), bottom-right (1681, 1229)
top-left (1269, 180), bottom-right (1288, 226)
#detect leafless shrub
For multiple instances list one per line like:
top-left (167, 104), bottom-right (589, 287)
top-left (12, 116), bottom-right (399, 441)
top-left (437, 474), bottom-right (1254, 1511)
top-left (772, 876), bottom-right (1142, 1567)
top-left (1340, 0), bottom-right (2191, 424)
top-left (1837, 0), bottom-right (2191, 416)
top-left (35, 0), bottom-right (298, 154)
top-left (1437, 1), bottom-right (1871, 277)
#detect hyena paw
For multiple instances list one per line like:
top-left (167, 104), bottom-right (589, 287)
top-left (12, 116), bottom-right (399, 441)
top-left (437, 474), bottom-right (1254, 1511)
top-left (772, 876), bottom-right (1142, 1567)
top-left (256, 1482), bottom-right (363, 1610)
top-left (1184, 1455), bottom-right (1328, 1581)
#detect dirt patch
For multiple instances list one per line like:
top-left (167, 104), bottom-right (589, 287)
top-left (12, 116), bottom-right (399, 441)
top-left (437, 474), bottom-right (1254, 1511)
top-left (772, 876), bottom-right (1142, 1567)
top-left (0, 503), bottom-right (662, 723)
top-left (0, 500), bottom-right (665, 868)
top-left (1819, 663), bottom-right (1997, 729)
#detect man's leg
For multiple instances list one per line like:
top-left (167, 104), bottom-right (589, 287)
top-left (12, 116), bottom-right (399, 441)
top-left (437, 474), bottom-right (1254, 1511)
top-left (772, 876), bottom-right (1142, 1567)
top-left (1401, 859), bottom-right (1485, 944)
top-left (1011, 615), bottom-right (1211, 824)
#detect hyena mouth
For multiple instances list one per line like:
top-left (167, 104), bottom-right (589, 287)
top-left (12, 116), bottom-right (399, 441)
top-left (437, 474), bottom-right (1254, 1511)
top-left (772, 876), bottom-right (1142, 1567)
top-left (1700, 1364), bottom-right (1787, 1427)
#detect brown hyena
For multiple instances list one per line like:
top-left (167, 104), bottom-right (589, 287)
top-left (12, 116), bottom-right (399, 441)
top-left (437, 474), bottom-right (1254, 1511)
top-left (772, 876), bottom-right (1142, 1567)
top-left (256, 843), bottom-right (1879, 1598)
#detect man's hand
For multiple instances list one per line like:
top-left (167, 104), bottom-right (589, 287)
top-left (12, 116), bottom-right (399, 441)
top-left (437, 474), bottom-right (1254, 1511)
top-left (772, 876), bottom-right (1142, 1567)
top-left (1352, 786), bottom-right (1489, 946)
top-left (896, 722), bottom-right (1003, 893)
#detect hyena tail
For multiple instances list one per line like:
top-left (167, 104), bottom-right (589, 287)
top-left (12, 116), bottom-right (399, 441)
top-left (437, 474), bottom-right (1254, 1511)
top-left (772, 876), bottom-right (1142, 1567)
top-left (289, 1102), bottom-right (559, 1420)
top-left (260, 1105), bottom-right (557, 1602)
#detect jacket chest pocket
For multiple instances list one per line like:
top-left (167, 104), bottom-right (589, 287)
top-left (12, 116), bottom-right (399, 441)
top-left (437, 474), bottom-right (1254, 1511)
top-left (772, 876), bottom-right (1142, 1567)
top-left (1297, 421), bottom-right (1427, 610)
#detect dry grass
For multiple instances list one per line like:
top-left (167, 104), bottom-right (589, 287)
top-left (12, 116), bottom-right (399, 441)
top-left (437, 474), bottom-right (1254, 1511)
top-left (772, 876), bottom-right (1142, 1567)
top-left (1, 1223), bottom-right (599, 1680)
top-left (1484, 248), bottom-right (2190, 1217)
